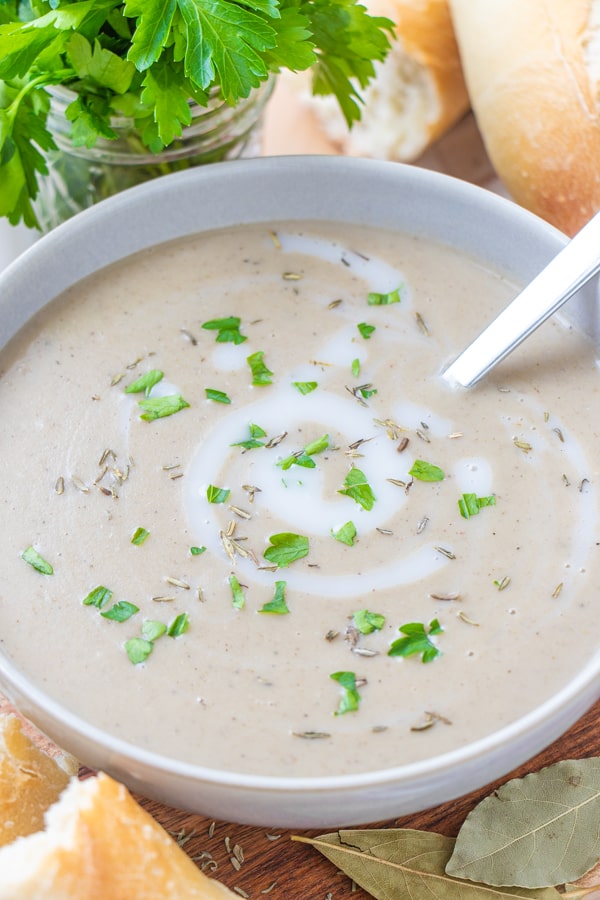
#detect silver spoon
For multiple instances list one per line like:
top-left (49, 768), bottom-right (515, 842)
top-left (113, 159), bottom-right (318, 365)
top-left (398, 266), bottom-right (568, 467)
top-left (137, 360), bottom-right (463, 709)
top-left (442, 210), bottom-right (600, 388)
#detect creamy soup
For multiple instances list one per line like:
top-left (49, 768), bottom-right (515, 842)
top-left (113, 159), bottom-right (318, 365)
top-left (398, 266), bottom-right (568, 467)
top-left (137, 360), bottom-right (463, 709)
top-left (0, 222), bottom-right (598, 778)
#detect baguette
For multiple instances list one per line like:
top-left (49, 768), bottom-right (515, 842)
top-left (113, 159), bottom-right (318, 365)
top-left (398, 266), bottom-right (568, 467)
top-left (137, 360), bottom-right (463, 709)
top-left (0, 713), bottom-right (77, 848)
top-left (448, 0), bottom-right (600, 235)
top-left (0, 772), bottom-right (237, 899)
top-left (307, 0), bottom-right (470, 161)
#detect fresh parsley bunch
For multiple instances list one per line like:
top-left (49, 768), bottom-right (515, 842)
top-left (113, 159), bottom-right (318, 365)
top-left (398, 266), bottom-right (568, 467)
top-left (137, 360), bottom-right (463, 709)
top-left (0, 0), bottom-right (393, 228)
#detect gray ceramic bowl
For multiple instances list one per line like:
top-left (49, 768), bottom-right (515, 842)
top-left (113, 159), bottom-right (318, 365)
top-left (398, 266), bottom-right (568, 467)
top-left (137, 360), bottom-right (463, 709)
top-left (0, 157), bottom-right (599, 828)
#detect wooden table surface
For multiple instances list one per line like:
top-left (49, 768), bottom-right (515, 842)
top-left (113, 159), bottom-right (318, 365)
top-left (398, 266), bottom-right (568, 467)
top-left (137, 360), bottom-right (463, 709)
top-left (3, 75), bottom-right (599, 899)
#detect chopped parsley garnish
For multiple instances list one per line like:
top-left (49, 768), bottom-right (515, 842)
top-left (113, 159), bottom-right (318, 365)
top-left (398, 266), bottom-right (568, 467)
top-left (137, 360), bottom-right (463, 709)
top-left (82, 585), bottom-right (113, 608)
top-left (292, 381), bottom-right (318, 395)
top-left (388, 619), bottom-right (443, 663)
top-left (358, 385), bottom-right (377, 399)
top-left (124, 369), bottom-right (164, 395)
top-left (205, 388), bottom-right (231, 404)
top-left (264, 533), bottom-right (309, 568)
top-left (231, 423), bottom-right (267, 450)
top-left (338, 467), bottom-right (376, 510)
top-left (201, 316), bottom-right (247, 345)
top-left (206, 484), bottom-right (230, 504)
top-left (332, 521), bottom-right (357, 546)
top-left (167, 613), bottom-right (190, 637)
top-left (138, 394), bottom-right (190, 421)
top-left (351, 358), bottom-right (361, 377)
top-left (409, 459), bottom-right (445, 482)
top-left (21, 546), bottom-right (53, 575)
top-left (229, 574), bottom-right (246, 610)
top-left (190, 546), bottom-right (207, 556)
top-left (101, 601), bottom-right (139, 622)
top-left (131, 527), bottom-right (150, 546)
top-left (357, 322), bottom-right (376, 340)
top-left (330, 671), bottom-right (362, 715)
top-left (277, 434), bottom-right (329, 470)
top-left (458, 492), bottom-right (497, 519)
top-left (259, 581), bottom-right (289, 614)
top-left (125, 637), bottom-right (153, 665)
top-left (353, 609), bottom-right (385, 634)
top-left (141, 620), bottom-right (167, 642)
top-left (367, 286), bottom-right (403, 305)
top-left (247, 351), bottom-right (273, 386)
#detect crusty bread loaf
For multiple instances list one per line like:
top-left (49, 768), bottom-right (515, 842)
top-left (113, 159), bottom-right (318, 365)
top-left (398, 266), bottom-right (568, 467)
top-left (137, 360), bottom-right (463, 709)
top-left (0, 713), bottom-right (77, 847)
top-left (448, 0), bottom-right (600, 235)
top-left (0, 771), bottom-right (237, 899)
top-left (307, 0), bottom-right (470, 161)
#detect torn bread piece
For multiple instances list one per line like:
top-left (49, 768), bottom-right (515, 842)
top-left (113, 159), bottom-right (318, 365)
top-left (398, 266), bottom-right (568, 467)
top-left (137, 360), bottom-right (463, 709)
top-left (0, 713), bottom-right (77, 848)
top-left (0, 771), bottom-right (237, 899)
top-left (449, 0), bottom-right (600, 235)
top-left (307, 0), bottom-right (470, 161)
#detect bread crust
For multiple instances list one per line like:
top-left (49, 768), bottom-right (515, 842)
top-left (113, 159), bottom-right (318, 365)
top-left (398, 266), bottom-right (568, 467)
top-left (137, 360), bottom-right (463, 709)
top-left (0, 714), bottom-right (77, 848)
top-left (448, 0), bottom-right (600, 235)
top-left (303, 0), bottom-right (469, 161)
top-left (0, 772), bottom-right (237, 899)
top-left (376, 0), bottom-right (470, 146)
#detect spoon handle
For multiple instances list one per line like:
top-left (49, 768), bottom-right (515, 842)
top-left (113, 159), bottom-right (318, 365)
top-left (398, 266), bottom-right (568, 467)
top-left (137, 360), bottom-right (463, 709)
top-left (442, 210), bottom-right (600, 388)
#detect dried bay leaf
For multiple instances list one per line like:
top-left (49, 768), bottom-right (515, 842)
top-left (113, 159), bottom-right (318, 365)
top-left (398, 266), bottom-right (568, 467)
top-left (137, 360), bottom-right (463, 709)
top-left (294, 829), bottom-right (561, 900)
top-left (447, 758), bottom-right (600, 888)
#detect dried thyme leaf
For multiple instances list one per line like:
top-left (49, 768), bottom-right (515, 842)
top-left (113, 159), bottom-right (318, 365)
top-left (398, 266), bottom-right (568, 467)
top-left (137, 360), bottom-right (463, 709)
top-left (447, 759), bottom-right (600, 888)
top-left (293, 830), bottom-right (561, 900)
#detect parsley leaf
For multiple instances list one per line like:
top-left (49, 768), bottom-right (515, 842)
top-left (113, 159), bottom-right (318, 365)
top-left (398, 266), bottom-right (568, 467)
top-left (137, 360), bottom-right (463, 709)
top-left (367, 286), bottom-right (404, 305)
top-left (292, 380), bottom-right (317, 395)
top-left (138, 393), bottom-right (189, 420)
top-left (331, 520), bottom-right (356, 546)
top-left (229, 573), bottom-right (246, 609)
top-left (125, 636), bottom-right (153, 664)
top-left (458, 492), bottom-right (496, 519)
top-left (247, 350), bottom-right (273, 385)
top-left (101, 600), bottom-right (139, 622)
top-left (277, 433), bottom-right (329, 470)
top-left (190, 545), bottom-right (206, 555)
top-left (131, 526), bottom-right (150, 545)
top-left (124, 369), bottom-right (164, 394)
top-left (231, 422), bottom-right (267, 450)
top-left (206, 484), bottom-right (230, 503)
top-left (141, 619), bottom-right (167, 641)
top-left (409, 459), bottom-right (445, 482)
top-left (21, 545), bottom-right (54, 575)
top-left (264, 532), bottom-right (309, 567)
top-left (167, 612), bottom-right (190, 636)
top-left (357, 322), bottom-right (375, 339)
top-left (353, 608), bottom-right (385, 634)
top-left (205, 387), bottom-right (231, 404)
top-left (259, 580), bottom-right (289, 614)
top-left (338, 466), bottom-right (376, 511)
top-left (82, 585), bottom-right (113, 608)
top-left (388, 619), bottom-right (443, 663)
top-left (201, 316), bottom-right (247, 345)
top-left (330, 670), bottom-right (361, 715)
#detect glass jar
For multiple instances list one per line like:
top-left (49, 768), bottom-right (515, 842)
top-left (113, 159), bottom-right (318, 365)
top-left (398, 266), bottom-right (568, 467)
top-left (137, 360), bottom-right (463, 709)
top-left (33, 79), bottom-right (275, 232)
